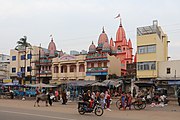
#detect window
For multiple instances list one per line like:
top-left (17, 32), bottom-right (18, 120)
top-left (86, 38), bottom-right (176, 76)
top-left (12, 68), bottom-right (16, 73)
top-left (144, 64), bottom-right (149, 70)
top-left (137, 61), bottom-right (156, 70)
top-left (138, 45), bottom-right (156, 54)
top-left (91, 63), bottom-right (94, 68)
top-left (98, 62), bottom-right (102, 67)
top-left (117, 46), bottom-right (122, 52)
top-left (167, 68), bottom-right (171, 74)
top-left (27, 66), bottom-right (31, 72)
top-left (27, 54), bottom-right (32, 59)
top-left (12, 56), bottom-right (16, 61)
top-left (70, 66), bottom-right (75, 72)
top-left (21, 55), bottom-right (25, 60)
top-left (21, 67), bottom-right (25, 73)
top-left (151, 63), bottom-right (156, 70)
top-left (104, 62), bottom-right (107, 67)
top-left (147, 45), bottom-right (156, 53)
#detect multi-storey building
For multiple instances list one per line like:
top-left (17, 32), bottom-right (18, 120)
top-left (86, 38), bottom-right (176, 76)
top-left (10, 45), bottom-right (39, 84)
top-left (86, 28), bottom-right (121, 81)
top-left (0, 54), bottom-right (10, 83)
top-left (32, 39), bottom-right (63, 84)
top-left (136, 20), bottom-right (169, 80)
top-left (157, 60), bottom-right (180, 97)
top-left (10, 38), bottom-right (63, 84)
top-left (51, 54), bottom-right (86, 84)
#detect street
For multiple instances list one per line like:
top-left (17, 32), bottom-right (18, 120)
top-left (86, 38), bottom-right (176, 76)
top-left (0, 99), bottom-right (179, 120)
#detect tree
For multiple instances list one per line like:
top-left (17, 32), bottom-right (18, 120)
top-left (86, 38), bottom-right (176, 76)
top-left (15, 36), bottom-right (31, 84)
top-left (15, 36), bottom-right (31, 50)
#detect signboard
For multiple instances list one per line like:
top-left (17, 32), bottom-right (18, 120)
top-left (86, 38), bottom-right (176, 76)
top-left (3, 79), bottom-right (12, 83)
top-left (86, 72), bottom-right (108, 76)
top-left (168, 81), bottom-right (180, 85)
top-left (17, 72), bottom-right (22, 78)
top-left (13, 80), bottom-right (19, 85)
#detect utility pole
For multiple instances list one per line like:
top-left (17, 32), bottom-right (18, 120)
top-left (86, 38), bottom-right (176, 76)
top-left (38, 44), bottom-right (41, 83)
top-left (23, 46), bottom-right (27, 85)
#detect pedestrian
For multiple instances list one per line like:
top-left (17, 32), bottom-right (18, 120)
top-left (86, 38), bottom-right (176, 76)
top-left (35, 87), bottom-right (40, 96)
top-left (126, 92), bottom-right (132, 110)
top-left (121, 92), bottom-right (126, 110)
top-left (61, 89), bottom-right (67, 105)
top-left (133, 87), bottom-right (136, 98)
top-left (100, 92), bottom-right (105, 109)
top-left (105, 91), bottom-right (111, 111)
top-left (55, 89), bottom-right (59, 102)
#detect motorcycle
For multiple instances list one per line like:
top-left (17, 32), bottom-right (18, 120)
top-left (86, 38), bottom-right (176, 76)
top-left (132, 97), bottom-right (146, 110)
top-left (78, 100), bottom-right (104, 116)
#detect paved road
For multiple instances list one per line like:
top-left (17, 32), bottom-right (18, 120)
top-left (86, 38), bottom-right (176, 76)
top-left (0, 99), bottom-right (179, 120)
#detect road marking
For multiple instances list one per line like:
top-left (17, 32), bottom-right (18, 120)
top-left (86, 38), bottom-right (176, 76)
top-left (0, 110), bottom-right (76, 120)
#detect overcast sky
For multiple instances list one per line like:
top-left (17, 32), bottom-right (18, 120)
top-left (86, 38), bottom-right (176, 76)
top-left (0, 0), bottom-right (180, 60)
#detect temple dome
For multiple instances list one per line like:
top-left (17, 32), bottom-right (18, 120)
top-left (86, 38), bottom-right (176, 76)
top-left (98, 28), bottom-right (109, 48)
top-left (48, 39), bottom-right (56, 51)
top-left (89, 41), bottom-right (96, 53)
top-left (40, 49), bottom-right (45, 56)
top-left (116, 25), bottom-right (126, 42)
top-left (102, 42), bottom-right (110, 52)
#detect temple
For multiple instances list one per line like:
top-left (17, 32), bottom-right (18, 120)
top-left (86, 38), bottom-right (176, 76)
top-left (114, 18), bottom-right (133, 76)
top-left (86, 27), bottom-right (121, 81)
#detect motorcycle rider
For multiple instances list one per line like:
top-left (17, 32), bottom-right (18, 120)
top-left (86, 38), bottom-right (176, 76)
top-left (83, 90), bottom-right (92, 108)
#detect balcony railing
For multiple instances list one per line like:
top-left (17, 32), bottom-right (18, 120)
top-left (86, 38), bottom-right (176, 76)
top-left (87, 67), bottom-right (108, 72)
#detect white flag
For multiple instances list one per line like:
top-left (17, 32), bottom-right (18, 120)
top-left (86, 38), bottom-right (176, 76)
top-left (115, 14), bottom-right (120, 19)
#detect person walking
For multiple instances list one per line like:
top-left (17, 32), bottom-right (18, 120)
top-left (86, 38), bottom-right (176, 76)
top-left (100, 92), bottom-right (105, 109)
top-left (105, 91), bottom-right (111, 111)
top-left (62, 89), bottom-right (67, 105)
top-left (126, 92), bottom-right (132, 110)
top-left (55, 89), bottom-right (59, 102)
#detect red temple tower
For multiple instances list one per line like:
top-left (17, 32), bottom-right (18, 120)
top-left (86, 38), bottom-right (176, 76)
top-left (114, 18), bottom-right (133, 76)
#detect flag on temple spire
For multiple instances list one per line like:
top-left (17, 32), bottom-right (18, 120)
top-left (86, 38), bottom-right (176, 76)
top-left (50, 34), bottom-right (53, 41)
top-left (115, 14), bottom-right (120, 19)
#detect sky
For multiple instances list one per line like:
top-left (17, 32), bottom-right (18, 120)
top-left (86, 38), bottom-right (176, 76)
top-left (0, 0), bottom-right (180, 60)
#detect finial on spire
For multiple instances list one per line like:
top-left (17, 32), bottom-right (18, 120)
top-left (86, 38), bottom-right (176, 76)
top-left (102, 26), bottom-right (105, 33)
top-left (120, 17), bottom-right (122, 27)
top-left (50, 34), bottom-right (53, 41)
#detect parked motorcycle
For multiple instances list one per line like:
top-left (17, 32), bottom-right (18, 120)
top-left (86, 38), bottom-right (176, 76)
top-left (78, 100), bottom-right (104, 116)
top-left (132, 97), bottom-right (146, 110)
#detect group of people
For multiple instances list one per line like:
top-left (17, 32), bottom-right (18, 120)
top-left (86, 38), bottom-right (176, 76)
top-left (82, 90), bottom-right (112, 111)
top-left (118, 92), bottom-right (133, 110)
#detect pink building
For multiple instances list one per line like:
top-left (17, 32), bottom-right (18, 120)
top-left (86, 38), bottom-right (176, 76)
top-left (34, 37), bottom-right (63, 84)
top-left (114, 19), bottom-right (133, 76)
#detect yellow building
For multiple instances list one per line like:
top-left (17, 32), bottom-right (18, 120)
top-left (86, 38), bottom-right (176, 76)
top-left (51, 54), bottom-right (88, 84)
top-left (10, 46), bottom-right (39, 84)
top-left (136, 20), bottom-right (169, 80)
